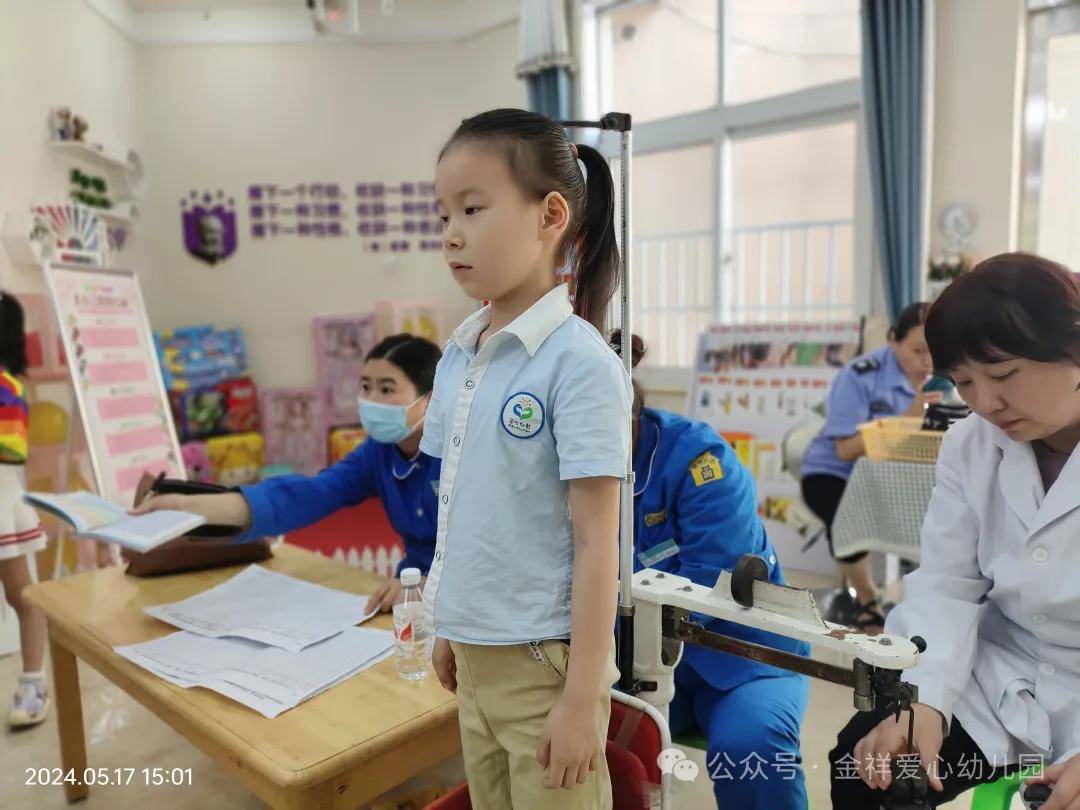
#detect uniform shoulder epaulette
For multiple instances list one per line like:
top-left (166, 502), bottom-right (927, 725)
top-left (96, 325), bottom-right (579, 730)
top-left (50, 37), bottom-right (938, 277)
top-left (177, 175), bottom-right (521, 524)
top-left (852, 357), bottom-right (880, 374)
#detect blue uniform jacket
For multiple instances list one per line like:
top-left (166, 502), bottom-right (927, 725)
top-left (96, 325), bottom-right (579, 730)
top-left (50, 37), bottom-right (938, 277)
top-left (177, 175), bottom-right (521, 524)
top-left (633, 407), bottom-right (810, 691)
top-left (240, 439), bottom-right (440, 576)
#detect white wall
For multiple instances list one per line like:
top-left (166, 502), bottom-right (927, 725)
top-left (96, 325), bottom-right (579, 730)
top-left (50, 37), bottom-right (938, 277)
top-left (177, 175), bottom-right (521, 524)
top-left (0, 0), bottom-right (143, 293)
top-left (929, 0), bottom-right (1025, 259)
top-left (136, 23), bottom-right (525, 390)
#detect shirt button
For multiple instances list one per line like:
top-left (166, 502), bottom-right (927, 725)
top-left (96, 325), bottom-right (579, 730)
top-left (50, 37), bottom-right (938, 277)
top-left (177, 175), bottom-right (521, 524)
top-left (1033, 614), bottom-right (1047, 625)
top-left (441, 494), bottom-right (449, 505)
top-left (1039, 663), bottom-right (1055, 677)
top-left (1032, 548), bottom-right (1049, 563)
top-left (416, 508), bottom-right (424, 517)
top-left (465, 379), bottom-right (475, 389)
top-left (453, 435), bottom-right (461, 447)
top-left (435, 551), bottom-right (442, 561)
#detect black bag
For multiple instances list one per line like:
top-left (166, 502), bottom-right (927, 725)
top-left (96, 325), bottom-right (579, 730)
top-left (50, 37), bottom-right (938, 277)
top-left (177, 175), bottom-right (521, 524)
top-left (122, 472), bottom-right (273, 577)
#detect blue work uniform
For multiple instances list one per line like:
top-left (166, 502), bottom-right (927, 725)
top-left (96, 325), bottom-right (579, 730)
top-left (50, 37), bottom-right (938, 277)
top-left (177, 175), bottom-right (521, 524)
top-left (633, 407), bottom-right (809, 809)
top-left (239, 439), bottom-right (440, 577)
top-left (801, 345), bottom-right (916, 480)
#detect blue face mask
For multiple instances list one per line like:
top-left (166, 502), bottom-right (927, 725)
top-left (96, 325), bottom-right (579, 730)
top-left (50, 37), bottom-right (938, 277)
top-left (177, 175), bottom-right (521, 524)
top-left (358, 395), bottom-right (426, 444)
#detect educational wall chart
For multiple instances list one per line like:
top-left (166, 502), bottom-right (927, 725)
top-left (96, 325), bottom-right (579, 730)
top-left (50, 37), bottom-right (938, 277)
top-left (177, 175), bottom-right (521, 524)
top-left (688, 321), bottom-right (864, 574)
top-left (46, 263), bottom-right (185, 506)
top-left (245, 180), bottom-right (444, 254)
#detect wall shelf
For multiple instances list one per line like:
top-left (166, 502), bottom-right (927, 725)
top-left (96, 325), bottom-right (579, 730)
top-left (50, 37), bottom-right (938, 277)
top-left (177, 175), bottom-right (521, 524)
top-left (47, 140), bottom-right (139, 174)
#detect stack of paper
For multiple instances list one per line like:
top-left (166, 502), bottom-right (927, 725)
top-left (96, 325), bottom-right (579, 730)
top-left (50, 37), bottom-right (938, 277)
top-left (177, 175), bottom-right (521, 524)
top-left (116, 627), bottom-right (395, 718)
top-left (144, 565), bottom-right (378, 651)
top-left (117, 565), bottom-right (394, 718)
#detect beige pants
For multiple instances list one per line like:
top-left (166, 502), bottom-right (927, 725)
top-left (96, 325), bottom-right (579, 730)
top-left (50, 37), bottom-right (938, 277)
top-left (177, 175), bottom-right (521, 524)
top-left (450, 640), bottom-right (619, 810)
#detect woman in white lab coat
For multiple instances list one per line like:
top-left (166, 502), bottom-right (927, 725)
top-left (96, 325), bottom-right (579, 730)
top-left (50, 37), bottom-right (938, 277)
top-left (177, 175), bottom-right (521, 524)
top-left (829, 253), bottom-right (1080, 810)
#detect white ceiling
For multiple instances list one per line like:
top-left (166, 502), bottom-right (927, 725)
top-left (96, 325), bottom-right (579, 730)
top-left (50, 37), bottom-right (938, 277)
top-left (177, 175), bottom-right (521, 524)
top-left (102, 0), bottom-right (519, 44)
top-left (127, 0), bottom-right (298, 9)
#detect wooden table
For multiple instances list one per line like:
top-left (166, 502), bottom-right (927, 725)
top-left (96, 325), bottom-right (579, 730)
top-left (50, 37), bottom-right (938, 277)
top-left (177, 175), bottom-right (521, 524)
top-left (25, 544), bottom-right (460, 809)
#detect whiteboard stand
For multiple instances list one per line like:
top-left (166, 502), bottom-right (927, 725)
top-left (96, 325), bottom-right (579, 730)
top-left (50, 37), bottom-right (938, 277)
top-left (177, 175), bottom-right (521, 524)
top-left (39, 261), bottom-right (185, 576)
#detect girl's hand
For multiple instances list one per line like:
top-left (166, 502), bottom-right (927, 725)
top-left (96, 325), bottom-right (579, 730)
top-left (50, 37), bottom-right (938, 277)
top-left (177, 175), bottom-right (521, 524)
top-left (129, 492), bottom-right (252, 528)
top-left (536, 693), bottom-right (602, 790)
top-left (365, 578), bottom-right (402, 614)
top-left (1027, 753), bottom-right (1080, 810)
top-left (853, 703), bottom-right (947, 793)
top-left (432, 637), bottom-right (456, 693)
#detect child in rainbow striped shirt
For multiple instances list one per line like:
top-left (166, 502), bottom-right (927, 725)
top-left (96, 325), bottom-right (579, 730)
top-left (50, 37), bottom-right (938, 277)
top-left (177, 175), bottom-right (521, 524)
top-left (0, 293), bottom-right (50, 728)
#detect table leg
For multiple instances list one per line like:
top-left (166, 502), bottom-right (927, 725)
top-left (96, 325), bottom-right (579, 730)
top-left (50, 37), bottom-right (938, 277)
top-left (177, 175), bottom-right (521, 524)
top-left (49, 633), bottom-right (89, 803)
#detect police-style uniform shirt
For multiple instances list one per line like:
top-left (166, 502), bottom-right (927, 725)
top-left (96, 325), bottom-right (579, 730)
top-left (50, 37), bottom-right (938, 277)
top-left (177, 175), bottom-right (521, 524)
top-left (240, 439), bottom-right (440, 576)
top-left (420, 284), bottom-right (632, 645)
top-left (801, 345), bottom-right (916, 480)
top-left (633, 407), bottom-right (809, 691)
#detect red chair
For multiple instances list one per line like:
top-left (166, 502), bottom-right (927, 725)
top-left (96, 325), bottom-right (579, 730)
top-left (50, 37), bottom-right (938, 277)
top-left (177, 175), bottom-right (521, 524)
top-left (425, 690), bottom-right (673, 810)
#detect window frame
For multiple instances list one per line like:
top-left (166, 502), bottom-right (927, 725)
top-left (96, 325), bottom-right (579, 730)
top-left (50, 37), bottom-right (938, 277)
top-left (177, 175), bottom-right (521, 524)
top-left (578, 0), bottom-right (874, 375)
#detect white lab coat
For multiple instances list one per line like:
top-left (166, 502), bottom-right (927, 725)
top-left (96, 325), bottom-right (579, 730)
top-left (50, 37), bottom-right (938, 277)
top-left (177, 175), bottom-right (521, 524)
top-left (886, 414), bottom-right (1080, 767)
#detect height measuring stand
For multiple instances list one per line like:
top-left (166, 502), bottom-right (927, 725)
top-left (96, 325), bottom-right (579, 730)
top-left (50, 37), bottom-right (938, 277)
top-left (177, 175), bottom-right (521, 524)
top-left (559, 113), bottom-right (952, 810)
top-left (559, 111), bottom-right (638, 695)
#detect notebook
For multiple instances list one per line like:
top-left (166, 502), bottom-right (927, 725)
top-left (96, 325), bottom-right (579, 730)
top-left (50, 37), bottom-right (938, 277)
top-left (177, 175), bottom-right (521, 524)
top-left (24, 491), bottom-right (206, 553)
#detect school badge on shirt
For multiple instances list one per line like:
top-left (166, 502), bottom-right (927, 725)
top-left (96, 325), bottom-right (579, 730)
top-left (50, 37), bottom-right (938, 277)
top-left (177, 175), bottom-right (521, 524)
top-left (689, 451), bottom-right (723, 487)
top-left (501, 392), bottom-right (545, 439)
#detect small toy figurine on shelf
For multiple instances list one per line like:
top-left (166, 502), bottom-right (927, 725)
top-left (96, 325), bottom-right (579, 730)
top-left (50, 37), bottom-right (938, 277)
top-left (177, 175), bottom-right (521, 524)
top-left (72, 115), bottom-right (88, 143)
top-left (49, 108), bottom-right (74, 141)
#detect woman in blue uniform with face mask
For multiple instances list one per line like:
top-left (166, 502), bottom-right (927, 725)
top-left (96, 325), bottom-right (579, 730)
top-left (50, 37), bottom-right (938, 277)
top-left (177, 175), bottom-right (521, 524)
top-left (134, 333), bottom-right (442, 613)
top-left (614, 331), bottom-right (810, 810)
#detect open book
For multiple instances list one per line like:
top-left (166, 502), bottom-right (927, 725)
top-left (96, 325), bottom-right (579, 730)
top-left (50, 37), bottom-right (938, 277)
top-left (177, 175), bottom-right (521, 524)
top-left (24, 491), bottom-right (206, 553)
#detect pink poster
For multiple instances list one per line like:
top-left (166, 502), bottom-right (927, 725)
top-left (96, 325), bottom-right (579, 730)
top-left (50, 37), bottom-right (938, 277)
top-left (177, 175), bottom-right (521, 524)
top-left (313, 313), bottom-right (376, 432)
top-left (47, 265), bottom-right (184, 505)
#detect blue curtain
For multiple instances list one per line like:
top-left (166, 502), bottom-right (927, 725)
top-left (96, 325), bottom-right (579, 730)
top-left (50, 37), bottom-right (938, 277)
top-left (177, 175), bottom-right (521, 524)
top-left (527, 67), bottom-right (572, 121)
top-left (861, 0), bottom-right (925, 319)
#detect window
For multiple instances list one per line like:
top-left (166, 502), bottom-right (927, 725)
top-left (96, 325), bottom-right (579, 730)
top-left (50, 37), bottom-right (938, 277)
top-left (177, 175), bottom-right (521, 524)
top-left (725, 0), bottom-right (862, 105)
top-left (727, 121), bottom-right (856, 322)
top-left (584, 0), bottom-right (867, 367)
top-left (601, 0), bottom-right (719, 124)
top-left (633, 144), bottom-right (716, 366)
top-left (1020, 2), bottom-right (1080, 271)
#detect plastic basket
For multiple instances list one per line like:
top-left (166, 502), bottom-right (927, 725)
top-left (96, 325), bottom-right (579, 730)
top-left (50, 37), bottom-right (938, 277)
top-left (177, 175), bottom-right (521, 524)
top-left (858, 417), bottom-right (944, 463)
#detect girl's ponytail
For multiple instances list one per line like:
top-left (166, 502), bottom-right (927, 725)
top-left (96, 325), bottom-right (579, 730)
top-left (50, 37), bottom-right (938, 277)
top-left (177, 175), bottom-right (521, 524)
top-left (571, 144), bottom-right (620, 331)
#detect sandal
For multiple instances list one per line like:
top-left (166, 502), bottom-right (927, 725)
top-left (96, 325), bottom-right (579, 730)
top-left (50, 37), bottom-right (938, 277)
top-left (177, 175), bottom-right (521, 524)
top-left (7, 674), bottom-right (50, 729)
top-left (853, 599), bottom-right (886, 636)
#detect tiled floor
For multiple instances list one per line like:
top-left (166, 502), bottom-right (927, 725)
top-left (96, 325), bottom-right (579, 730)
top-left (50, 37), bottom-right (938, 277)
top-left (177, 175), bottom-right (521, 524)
top-left (0, 569), bottom-right (988, 809)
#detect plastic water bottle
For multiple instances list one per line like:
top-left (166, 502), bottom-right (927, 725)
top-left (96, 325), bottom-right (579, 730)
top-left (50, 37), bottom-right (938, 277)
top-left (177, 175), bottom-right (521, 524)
top-left (392, 568), bottom-right (430, 681)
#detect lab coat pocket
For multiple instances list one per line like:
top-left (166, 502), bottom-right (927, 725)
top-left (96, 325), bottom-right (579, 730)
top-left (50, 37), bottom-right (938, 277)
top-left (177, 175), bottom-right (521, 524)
top-left (998, 677), bottom-right (1052, 756)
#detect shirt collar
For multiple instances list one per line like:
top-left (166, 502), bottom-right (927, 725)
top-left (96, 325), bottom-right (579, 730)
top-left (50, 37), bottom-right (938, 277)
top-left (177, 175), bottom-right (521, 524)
top-left (633, 411), bottom-right (661, 497)
top-left (449, 284), bottom-right (574, 357)
top-left (389, 444), bottom-right (423, 480)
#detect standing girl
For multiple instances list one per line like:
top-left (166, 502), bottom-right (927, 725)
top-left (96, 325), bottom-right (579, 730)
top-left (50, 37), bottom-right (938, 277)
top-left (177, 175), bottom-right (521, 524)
top-left (426, 109), bottom-right (632, 809)
top-left (0, 293), bottom-right (50, 728)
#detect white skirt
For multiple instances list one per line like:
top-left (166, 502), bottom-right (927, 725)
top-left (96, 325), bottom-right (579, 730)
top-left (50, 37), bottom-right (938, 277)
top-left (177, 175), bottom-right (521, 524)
top-left (0, 464), bottom-right (46, 561)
